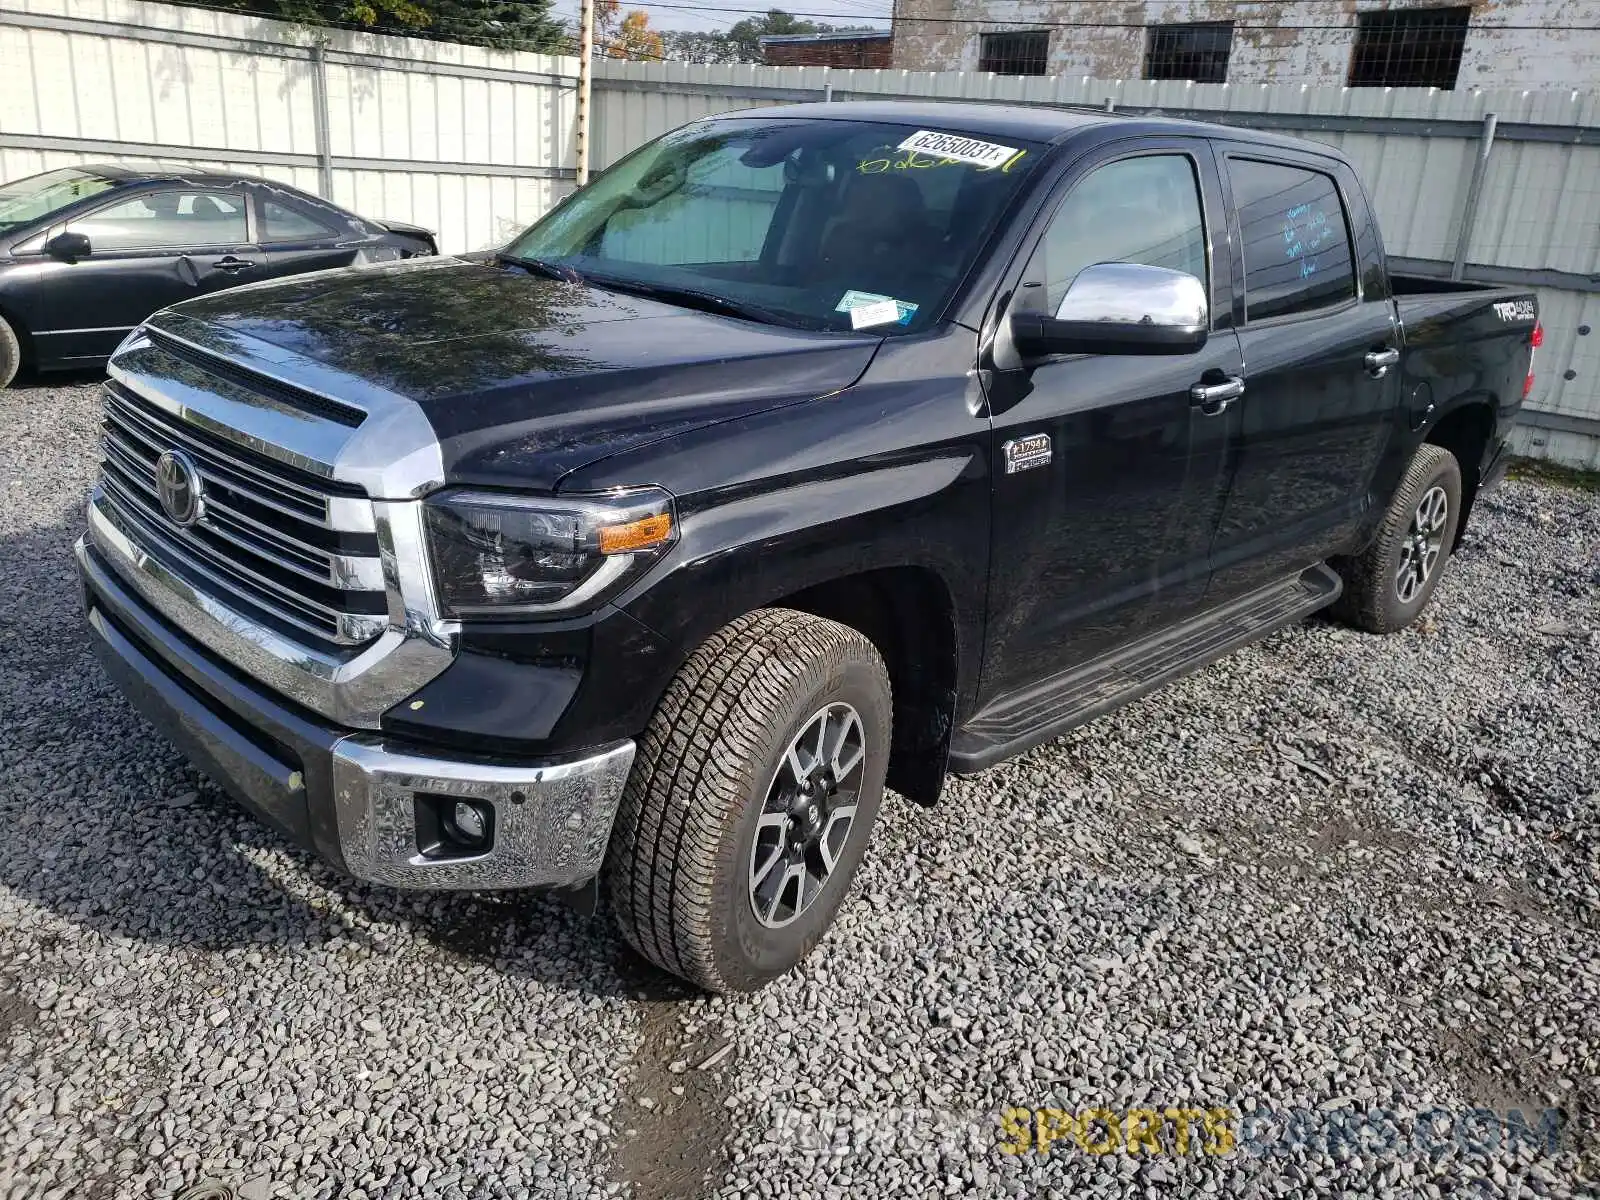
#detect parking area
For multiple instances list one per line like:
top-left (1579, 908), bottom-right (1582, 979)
top-left (1, 379), bottom-right (1596, 1200)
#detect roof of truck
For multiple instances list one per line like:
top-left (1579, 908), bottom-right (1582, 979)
top-left (720, 100), bottom-right (1342, 158)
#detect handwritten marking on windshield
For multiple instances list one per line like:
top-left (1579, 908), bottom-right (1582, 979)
top-left (856, 148), bottom-right (1028, 175)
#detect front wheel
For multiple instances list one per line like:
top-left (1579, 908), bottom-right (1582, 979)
top-left (1332, 443), bottom-right (1463, 633)
top-left (604, 608), bottom-right (891, 993)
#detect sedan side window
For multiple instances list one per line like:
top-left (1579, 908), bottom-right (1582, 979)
top-left (66, 191), bottom-right (247, 252)
top-left (1026, 154), bottom-right (1208, 314)
top-left (261, 198), bottom-right (338, 242)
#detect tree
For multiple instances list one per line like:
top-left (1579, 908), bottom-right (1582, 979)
top-left (591, 0), bottom-right (662, 60)
top-left (610, 10), bottom-right (664, 60)
top-left (725, 8), bottom-right (825, 62)
top-left (660, 29), bottom-right (747, 65)
top-left (182, 0), bottom-right (566, 52)
top-left (656, 10), bottom-right (877, 65)
top-left (428, 0), bottom-right (565, 51)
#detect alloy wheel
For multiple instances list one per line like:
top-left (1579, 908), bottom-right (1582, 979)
top-left (748, 702), bottom-right (867, 929)
top-left (1395, 483), bottom-right (1449, 604)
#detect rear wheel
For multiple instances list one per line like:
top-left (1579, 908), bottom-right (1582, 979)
top-left (0, 316), bottom-right (20, 388)
top-left (604, 608), bottom-right (891, 993)
top-left (1332, 443), bottom-right (1462, 633)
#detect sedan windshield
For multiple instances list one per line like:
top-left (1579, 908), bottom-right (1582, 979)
top-left (0, 168), bottom-right (121, 233)
top-left (507, 118), bottom-right (1043, 333)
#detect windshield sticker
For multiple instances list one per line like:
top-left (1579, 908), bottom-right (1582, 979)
top-left (849, 299), bottom-right (904, 329)
top-left (836, 290), bottom-right (919, 329)
top-left (897, 130), bottom-right (1021, 171)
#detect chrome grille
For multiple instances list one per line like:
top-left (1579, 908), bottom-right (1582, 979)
top-left (97, 383), bottom-right (388, 650)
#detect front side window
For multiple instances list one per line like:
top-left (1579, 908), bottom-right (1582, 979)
top-left (1026, 154), bottom-right (1208, 316)
top-left (0, 168), bottom-right (121, 234)
top-left (509, 118), bottom-right (1044, 332)
top-left (66, 191), bottom-right (247, 252)
top-left (1231, 159), bottom-right (1356, 322)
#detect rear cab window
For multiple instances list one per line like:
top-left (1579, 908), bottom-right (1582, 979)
top-left (1228, 158), bottom-right (1357, 322)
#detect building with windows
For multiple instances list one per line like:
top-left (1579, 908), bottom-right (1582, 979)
top-left (760, 30), bottom-right (895, 67)
top-left (888, 1), bottom-right (1598, 89)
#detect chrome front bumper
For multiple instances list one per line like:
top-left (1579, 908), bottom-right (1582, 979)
top-left (79, 534), bottom-right (636, 891)
top-left (330, 740), bottom-right (635, 890)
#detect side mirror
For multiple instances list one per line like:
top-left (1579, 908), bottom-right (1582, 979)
top-left (45, 231), bottom-right (92, 261)
top-left (1011, 263), bottom-right (1208, 357)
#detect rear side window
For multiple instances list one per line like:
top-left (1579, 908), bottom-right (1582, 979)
top-left (66, 191), bottom-right (246, 251)
top-left (1231, 159), bottom-right (1356, 322)
top-left (262, 198), bottom-right (338, 242)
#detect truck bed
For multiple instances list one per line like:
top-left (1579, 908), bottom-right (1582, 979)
top-left (1390, 273), bottom-right (1528, 299)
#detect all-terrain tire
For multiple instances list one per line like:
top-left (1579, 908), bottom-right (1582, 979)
top-left (604, 608), bottom-right (891, 993)
top-left (0, 315), bottom-right (20, 389)
top-left (1331, 443), bottom-right (1463, 634)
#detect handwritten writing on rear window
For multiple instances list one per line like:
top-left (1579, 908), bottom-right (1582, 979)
top-left (1282, 202), bottom-right (1338, 280)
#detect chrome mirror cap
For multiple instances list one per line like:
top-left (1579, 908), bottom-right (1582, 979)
top-left (1054, 262), bottom-right (1208, 330)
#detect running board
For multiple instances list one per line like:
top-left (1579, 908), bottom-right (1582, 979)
top-left (949, 563), bottom-right (1342, 773)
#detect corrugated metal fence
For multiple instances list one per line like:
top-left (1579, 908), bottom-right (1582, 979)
top-left (2, 0), bottom-right (1597, 466)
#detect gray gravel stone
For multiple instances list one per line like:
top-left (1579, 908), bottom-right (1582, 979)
top-left (1, 380), bottom-right (1596, 1198)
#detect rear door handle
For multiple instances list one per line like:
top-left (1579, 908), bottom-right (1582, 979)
top-left (1190, 375), bottom-right (1245, 416)
top-left (1365, 347), bottom-right (1400, 378)
top-left (213, 255), bottom-right (254, 271)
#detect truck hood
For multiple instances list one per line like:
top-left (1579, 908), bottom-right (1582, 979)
top-left (163, 257), bottom-right (882, 490)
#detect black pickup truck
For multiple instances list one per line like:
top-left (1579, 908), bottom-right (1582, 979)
top-left (77, 102), bottom-right (1539, 992)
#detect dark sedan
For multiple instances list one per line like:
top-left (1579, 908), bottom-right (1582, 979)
top-left (0, 164), bottom-right (437, 386)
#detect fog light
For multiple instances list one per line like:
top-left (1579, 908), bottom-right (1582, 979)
top-left (452, 800), bottom-right (489, 844)
top-left (414, 793), bottom-right (496, 860)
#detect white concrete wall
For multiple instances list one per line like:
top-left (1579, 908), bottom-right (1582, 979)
top-left (889, 0), bottom-right (1600, 90)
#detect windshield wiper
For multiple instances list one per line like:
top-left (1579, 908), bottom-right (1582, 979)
top-left (496, 252), bottom-right (584, 284)
top-left (584, 275), bottom-right (799, 329)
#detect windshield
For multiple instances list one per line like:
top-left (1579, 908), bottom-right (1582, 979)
top-left (0, 168), bottom-right (121, 233)
top-left (507, 118), bottom-right (1043, 333)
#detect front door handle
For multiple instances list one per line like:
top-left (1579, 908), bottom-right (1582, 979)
top-left (1190, 375), bottom-right (1245, 416)
top-left (212, 255), bottom-right (254, 271)
top-left (1365, 347), bottom-right (1400, 378)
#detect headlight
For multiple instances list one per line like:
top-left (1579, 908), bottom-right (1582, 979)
top-left (424, 487), bottom-right (676, 618)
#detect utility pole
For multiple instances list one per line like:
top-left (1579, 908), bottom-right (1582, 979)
top-left (576, 0), bottom-right (594, 186)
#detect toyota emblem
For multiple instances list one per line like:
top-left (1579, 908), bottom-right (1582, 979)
top-left (155, 449), bottom-right (204, 526)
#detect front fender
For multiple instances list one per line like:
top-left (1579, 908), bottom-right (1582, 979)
top-left (621, 451), bottom-right (989, 712)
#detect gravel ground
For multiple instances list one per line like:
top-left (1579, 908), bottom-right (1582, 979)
top-left (1, 378), bottom-right (1596, 1200)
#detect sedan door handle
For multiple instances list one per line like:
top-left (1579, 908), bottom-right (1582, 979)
top-left (212, 256), bottom-right (254, 271)
top-left (1190, 375), bottom-right (1245, 416)
top-left (1365, 347), bottom-right (1400, 378)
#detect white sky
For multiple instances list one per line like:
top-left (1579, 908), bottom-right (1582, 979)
top-left (545, 0), bottom-right (893, 34)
